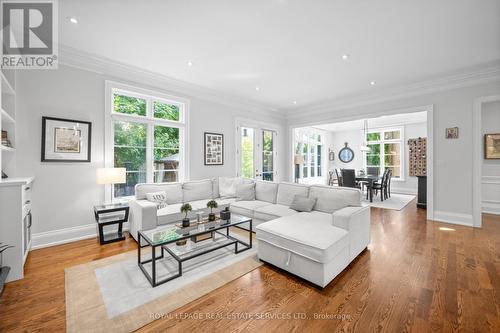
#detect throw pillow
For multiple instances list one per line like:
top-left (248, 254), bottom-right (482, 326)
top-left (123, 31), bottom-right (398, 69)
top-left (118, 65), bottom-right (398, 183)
top-left (289, 195), bottom-right (317, 212)
top-left (235, 183), bottom-right (256, 201)
top-left (146, 191), bottom-right (168, 209)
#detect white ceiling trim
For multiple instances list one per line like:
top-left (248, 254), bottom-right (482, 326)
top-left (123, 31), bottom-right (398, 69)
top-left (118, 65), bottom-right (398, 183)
top-left (58, 44), bottom-right (286, 119)
top-left (286, 61), bottom-right (500, 120)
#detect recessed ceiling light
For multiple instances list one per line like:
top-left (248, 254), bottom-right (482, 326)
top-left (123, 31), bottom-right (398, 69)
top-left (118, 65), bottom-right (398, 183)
top-left (293, 101), bottom-right (297, 105)
top-left (255, 86), bottom-right (260, 91)
top-left (187, 61), bottom-right (193, 67)
top-left (67, 16), bottom-right (78, 24)
top-left (341, 54), bottom-right (349, 60)
top-left (370, 81), bottom-right (376, 86)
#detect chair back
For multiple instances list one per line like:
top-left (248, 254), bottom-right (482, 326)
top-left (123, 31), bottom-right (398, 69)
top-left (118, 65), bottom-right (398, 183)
top-left (335, 168), bottom-right (343, 186)
top-left (384, 169), bottom-right (392, 186)
top-left (341, 169), bottom-right (357, 188)
top-left (367, 167), bottom-right (379, 177)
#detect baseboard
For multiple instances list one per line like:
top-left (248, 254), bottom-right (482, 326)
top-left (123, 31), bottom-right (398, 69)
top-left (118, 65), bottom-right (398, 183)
top-left (390, 187), bottom-right (417, 195)
top-left (32, 222), bottom-right (130, 250)
top-left (433, 211), bottom-right (473, 227)
top-left (482, 200), bottom-right (500, 215)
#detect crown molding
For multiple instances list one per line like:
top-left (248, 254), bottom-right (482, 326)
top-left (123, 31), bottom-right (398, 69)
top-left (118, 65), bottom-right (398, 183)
top-left (57, 44), bottom-right (285, 119)
top-left (285, 60), bottom-right (500, 120)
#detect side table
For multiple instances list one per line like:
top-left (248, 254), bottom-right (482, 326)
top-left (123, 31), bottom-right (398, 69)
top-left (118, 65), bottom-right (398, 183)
top-left (93, 203), bottom-right (129, 245)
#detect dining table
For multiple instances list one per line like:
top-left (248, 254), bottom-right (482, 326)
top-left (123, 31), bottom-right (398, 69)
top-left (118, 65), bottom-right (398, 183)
top-left (355, 175), bottom-right (380, 202)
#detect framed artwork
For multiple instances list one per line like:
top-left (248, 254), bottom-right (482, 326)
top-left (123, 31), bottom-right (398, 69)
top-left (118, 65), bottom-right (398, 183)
top-left (204, 132), bottom-right (224, 165)
top-left (445, 127), bottom-right (459, 139)
top-left (41, 116), bottom-right (92, 162)
top-left (484, 133), bottom-right (500, 159)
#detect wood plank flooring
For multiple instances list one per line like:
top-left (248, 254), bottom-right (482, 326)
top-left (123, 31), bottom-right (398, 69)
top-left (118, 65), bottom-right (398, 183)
top-left (1, 202), bottom-right (499, 332)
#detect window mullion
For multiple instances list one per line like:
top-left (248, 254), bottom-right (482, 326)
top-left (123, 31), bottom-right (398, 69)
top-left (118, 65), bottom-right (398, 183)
top-left (146, 98), bottom-right (154, 183)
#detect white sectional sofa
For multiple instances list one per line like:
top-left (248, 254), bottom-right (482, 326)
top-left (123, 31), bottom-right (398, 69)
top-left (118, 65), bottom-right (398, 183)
top-left (129, 177), bottom-right (370, 288)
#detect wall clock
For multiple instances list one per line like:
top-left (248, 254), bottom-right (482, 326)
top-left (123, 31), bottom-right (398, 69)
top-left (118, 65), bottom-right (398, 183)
top-left (338, 142), bottom-right (354, 163)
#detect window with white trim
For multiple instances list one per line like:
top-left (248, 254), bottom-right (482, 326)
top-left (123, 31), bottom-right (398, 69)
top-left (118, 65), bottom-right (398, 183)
top-left (365, 128), bottom-right (403, 179)
top-left (293, 129), bottom-right (323, 179)
top-left (108, 85), bottom-right (187, 198)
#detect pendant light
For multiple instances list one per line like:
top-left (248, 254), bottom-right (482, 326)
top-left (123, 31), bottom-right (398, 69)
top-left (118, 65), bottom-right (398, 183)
top-left (360, 119), bottom-right (370, 152)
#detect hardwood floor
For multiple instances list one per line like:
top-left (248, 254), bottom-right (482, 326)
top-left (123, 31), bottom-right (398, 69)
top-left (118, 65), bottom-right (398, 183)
top-left (1, 203), bottom-right (499, 332)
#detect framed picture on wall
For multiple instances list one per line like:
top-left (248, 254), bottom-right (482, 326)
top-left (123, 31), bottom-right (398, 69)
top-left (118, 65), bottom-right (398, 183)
top-left (204, 132), bottom-right (224, 165)
top-left (484, 133), bottom-right (500, 159)
top-left (41, 116), bottom-right (92, 162)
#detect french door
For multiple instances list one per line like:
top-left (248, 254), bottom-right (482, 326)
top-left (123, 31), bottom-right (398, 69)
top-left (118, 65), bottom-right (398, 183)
top-left (236, 124), bottom-right (277, 181)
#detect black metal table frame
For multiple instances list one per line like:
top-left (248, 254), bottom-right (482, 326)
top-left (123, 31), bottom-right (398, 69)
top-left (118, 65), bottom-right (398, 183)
top-left (138, 219), bottom-right (252, 287)
top-left (94, 205), bottom-right (129, 245)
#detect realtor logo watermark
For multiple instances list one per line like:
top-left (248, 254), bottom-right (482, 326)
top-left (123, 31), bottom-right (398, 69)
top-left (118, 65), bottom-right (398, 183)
top-left (1, 0), bottom-right (58, 69)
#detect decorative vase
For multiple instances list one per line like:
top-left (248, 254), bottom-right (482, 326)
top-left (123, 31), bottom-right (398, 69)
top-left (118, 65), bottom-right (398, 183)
top-left (182, 218), bottom-right (190, 228)
top-left (220, 207), bottom-right (231, 221)
top-left (208, 213), bottom-right (216, 221)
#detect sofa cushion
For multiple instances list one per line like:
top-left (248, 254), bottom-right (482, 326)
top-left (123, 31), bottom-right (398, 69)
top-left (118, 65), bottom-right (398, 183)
top-left (289, 195), bottom-right (316, 212)
top-left (157, 203), bottom-right (183, 225)
top-left (230, 200), bottom-right (272, 218)
top-left (254, 204), bottom-right (298, 221)
top-left (255, 181), bottom-right (279, 203)
top-left (135, 183), bottom-right (183, 204)
top-left (276, 182), bottom-right (309, 206)
top-left (256, 212), bottom-right (349, 263)
top-left (183, 179), bottom-right (213, 202)
top-left (236, 183), bottom-right (256, 201)
top-left (309, 185), bottom-right (361, 213)
top-left (219, 177), bottom-right (253, 198)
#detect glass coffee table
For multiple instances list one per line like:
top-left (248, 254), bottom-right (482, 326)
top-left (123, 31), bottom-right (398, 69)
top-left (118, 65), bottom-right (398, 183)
top-left (137, 214), bottom-right (252, 287)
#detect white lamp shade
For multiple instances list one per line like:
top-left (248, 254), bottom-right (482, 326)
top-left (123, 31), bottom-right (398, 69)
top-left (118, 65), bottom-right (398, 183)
top-left (360, 145), bottom-right (371, 152)
top-left (294, 154), bottom-right (305, 165)
top-left (96, 168), bottom-right (126, 185)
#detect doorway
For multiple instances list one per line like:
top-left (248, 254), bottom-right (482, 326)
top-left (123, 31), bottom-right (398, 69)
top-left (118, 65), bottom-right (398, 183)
top-left (236, 122), bottom-right (277, 181)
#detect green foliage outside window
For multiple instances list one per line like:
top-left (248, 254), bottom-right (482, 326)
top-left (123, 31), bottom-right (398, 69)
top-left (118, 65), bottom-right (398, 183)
top-left (241, 134), bottom-right (254, 178)
top-left (153, 101), bottom-right (180, 121)
top-left (114, 94), bottom-right (146, 116)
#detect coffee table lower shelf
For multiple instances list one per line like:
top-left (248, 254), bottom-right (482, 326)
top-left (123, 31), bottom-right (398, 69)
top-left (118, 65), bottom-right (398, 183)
top-left (138, 222), bottom-right (252, 287)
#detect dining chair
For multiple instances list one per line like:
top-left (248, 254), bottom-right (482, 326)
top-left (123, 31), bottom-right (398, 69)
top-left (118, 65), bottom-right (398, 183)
top-left (371, 169), bottom-right (389, 201)
top-left (386, 169), bottom-right (392, 198)
top-left (367, 166), bottom-right (379, 177)
top-left (335, 169), bottom-right (343, 187)
top-left (340, 169), bottom-right (360, 189)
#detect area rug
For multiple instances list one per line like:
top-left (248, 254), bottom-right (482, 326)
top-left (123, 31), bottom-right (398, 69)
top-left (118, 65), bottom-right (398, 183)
top-left (362, 193), bottom-right (415, 210)
top-left (65, 241), bottom-right (261, 333)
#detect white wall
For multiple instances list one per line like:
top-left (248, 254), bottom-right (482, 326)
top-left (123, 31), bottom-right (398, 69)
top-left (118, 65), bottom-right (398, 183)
top-left (15, 64), bottom-right (286, 246)
top-left (288, 81), bottom-right (500, 226)
top-left (326, 121), bottom-right (427, 195)
top-left (481, 100), bottom-right (500, 215)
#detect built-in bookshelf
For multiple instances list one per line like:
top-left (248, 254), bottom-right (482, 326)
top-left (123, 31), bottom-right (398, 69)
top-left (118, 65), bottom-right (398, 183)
top-left (0, 69), bottom-right (16, 179)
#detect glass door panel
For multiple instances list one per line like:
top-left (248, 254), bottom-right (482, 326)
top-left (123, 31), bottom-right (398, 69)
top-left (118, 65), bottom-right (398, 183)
top-left (238, 126), bottom-right (276, 181)
top-left (262, 130), bottom-right (274, 181)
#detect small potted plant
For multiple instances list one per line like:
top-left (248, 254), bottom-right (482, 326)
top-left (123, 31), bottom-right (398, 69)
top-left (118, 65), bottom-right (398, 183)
top-left (206, 200), bottom-right (218, 221)
top-left (180, 203), bottom-right (192, 227)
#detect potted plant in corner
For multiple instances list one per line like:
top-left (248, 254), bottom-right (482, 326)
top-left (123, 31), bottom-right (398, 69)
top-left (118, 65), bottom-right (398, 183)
top-left (206, 200), bottom-right (218, 221)
top-left (180, 203), bottom-right (192, 227)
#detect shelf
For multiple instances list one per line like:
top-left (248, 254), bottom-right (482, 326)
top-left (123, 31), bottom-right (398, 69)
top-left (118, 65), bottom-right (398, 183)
top-left (1, 72), bottom-right (15, 95)
top-left (0, 145), bottom-right (15, 152)
top-left (1, 108), bottom-right (15, 124)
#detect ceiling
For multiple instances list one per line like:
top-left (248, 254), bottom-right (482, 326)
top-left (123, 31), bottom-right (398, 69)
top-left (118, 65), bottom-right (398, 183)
top-left (313, 111), bottom-right (427, 132)
top-left (59, 0), bottom-right (500, 110)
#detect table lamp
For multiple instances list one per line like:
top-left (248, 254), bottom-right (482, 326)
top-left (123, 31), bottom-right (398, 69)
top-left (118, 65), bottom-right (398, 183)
top-left (96, 168), bottom-right (126, 204)
top-left (294, 155), bottom-right (304, 183)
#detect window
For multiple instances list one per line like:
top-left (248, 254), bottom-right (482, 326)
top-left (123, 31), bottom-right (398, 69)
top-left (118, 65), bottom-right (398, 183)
top-left (293, 129), bottom-right (323, 180)
top-left (107, 83), bottom-right (187, 198)
top-left (365, 128), bottom-right (402, 179)
top-left (240, 127), bottom-right (254, 179)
